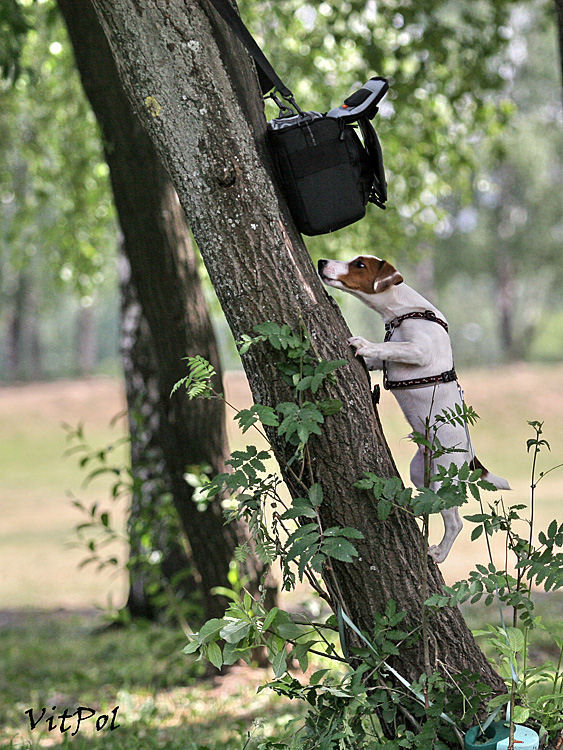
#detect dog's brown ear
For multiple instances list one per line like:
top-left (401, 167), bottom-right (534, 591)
top-left (373, 261), bottom-right (403, 293)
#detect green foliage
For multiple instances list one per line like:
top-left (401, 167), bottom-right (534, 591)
top-left (240, 0), bottom-right (535, 255)
top-left (0, 2), bottom-right (117, 295)
top-left (64, 420), bottom-right (203, 627)
top-left (171, 355), bottom-right (219, 399)
top-left (425, 421), bottom-right (563, 740)
top-left (0, 0), bottom-right (32, 85)
top-left (0, 1), bottom-right (118, 380)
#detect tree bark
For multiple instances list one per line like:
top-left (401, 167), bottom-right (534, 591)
top-left (119, 251), bottom-right (197, 618)
top-left (6, 270), bottom-right (42, 381)
top-left (90, 0), bottom-right (503, 702)
top-left (58, 0), bottom-right (270, 620)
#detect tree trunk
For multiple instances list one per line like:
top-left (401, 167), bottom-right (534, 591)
top-left (90, 0), bottom-right (503, 701)
top-left (6, 270), bottom-right (42, 381)
top-left (119, 250), bottom-right (197, 618)
top-left (495, 243), bottom-right (516, 360)
top-left (6, 271), bottom-right (27, 381)
top-left (555, 0), bottom-right (563, 84)
top-left (58, 0), bottom-right (272, 620)
top-left (75, 305), bottom-right (97, 376)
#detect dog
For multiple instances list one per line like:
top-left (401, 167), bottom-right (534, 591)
top-left (318, 254), bottom-right (510, 563)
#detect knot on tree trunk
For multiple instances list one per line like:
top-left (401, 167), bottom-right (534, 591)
top-left (215, 159), bottom-right (237, 187)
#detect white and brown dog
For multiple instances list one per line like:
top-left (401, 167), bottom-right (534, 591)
top-left (318, 255), bottom-right (509, 563)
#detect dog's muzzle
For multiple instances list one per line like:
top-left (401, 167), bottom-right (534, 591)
top-left (317, 259), bottom-right (328, 279)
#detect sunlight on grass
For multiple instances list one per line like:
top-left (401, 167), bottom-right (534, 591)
top-left (0, 612), bottom-right (301, 749)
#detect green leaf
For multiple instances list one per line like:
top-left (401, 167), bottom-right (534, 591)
top-left (276, 622), bottom-right (305, 639)
top-left (377, 498), bottom-right (392, 520)
top-left (262, 607), bottom-right (279, 633)
top-left (321, 537), bottom-right (359, 563)
top-left (512, 706), bottom-right (530, 723)
top-left (504, 627), bottom-right (525, 653)
top-left (471, 525), bottom-right (484, 541)
top-left (272, 649), bottom-right (287, 678)
top-left (182, 639), bottom-right (201, 655)
top-left (198, 618), bottom-right (226, 643)
top-left (220, 620), bottom-right (252, 644)
top-left (310, 669), bottom-right (330, 685)
top-left (206, 641), bottom-right (223, 670)
top-left (487, 693), bottom-right (510, 709)
top-left (309, 483), bottom-right (323, 507)
top-left (317, 399), bottom-right (343, 416)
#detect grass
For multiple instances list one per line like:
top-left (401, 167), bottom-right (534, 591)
top-left (0, 366), bottom-right (562, 747)
top-left (1, 365), bottom-right (562, 606)
top-left (0, 611), bottom-right (300, 748)
top-left (0, 601), bottom-right (560, 748)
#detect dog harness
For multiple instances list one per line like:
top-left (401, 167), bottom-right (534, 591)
top-left (382, 310), bottom-right (457, 390)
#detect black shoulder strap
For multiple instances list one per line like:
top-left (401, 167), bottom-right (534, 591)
top-left (206, 0), bottom-right (292, 99)
top-left (357, 118), bottom-right (387, 208)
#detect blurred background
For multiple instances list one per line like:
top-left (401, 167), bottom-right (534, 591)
top-left (0, 0), bottom-right (561, 746)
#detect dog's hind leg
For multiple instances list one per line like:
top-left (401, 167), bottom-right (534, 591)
top-left (409, 444), bottom-right (425, 488)
top-left (428, 507), bottom-right (463, 563)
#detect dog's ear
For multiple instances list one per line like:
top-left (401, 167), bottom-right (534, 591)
top-left (373, 261), bottom-right (403, 293)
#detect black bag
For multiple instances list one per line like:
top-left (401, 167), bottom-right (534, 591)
top-left (268, 109), bottom-right (386, 235)
top-left (206, 0), bottom-right (389, 236)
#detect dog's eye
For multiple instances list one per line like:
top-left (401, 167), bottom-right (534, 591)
top-left (352, 260), bottom-right (366, 269)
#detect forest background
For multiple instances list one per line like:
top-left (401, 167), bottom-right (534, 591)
top-left (0, 0), bottom-right (561, 747)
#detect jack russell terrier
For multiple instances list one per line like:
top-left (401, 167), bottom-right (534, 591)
top-left (318, 255), bottom-right (510, 563)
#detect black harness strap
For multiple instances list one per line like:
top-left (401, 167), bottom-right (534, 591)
top-left (382, 310), bottom-right (457, 391)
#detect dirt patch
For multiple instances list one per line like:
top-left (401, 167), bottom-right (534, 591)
top-left (0, 376), bottom-right (127, 429)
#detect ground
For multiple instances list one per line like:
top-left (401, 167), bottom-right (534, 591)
top-left (0, 364), bottom-right (562, 747)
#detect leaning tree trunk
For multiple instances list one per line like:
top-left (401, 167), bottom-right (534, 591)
top-left (58, 0), bottom-right (276, 620)
top-left (91, 0), bottom-right (504, 702)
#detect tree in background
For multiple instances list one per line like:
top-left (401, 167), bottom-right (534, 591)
top-left (0, 3), bottom-right (116, 379)
top-left (56, 0), bottom-right (276, 621)
top-left (433, 5), bottom-right (562, 362)
top-left (2, 0), bottom-right (559, 374)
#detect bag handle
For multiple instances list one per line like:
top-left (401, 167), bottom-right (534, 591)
top-left (358, 118), bottom-right (387, 208)
top-left (206, 0), bottom-right (294, 101)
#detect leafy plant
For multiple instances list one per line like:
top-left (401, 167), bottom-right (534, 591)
top-left (64, 419), bottom-right (203, 629)
top-left (175, 324), bottom-right (562, 747)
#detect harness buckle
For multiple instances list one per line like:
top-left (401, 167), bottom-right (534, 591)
top-left (424, 310), bottom-right (436, 321)
top-left (441, 369), bottom-right (457, 383)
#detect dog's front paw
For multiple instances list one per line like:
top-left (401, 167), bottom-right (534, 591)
top-left (348, 336), bottom-right (370, 350)
top-left (348, 336), bottom-right (379, 359)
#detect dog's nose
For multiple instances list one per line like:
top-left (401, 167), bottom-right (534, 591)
top-left (317, 259), bottom-right (328, 273)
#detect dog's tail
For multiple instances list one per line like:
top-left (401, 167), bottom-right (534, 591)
top-left (471, 456), bottom-right (511, 491)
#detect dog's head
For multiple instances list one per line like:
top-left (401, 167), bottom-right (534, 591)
top-left (317, 255), bottom-right (403, 296)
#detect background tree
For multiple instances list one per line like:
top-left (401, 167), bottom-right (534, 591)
top-left (0, 4), bottom-right (116, 380)
top-left (57, 0), bottom-right (277, 620)
top-left (90, 0), bottom-right (505, 716)
top-left (433, 7), bottom-right (562, 362)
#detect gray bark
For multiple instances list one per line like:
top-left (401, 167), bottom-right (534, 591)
top-left (90, 0), bottom-right (503, 702)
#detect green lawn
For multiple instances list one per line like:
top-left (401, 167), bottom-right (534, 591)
top-left (0, 611), bottom-right (300, 748)
top-left (0, 367), bottom-right (562, 747)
